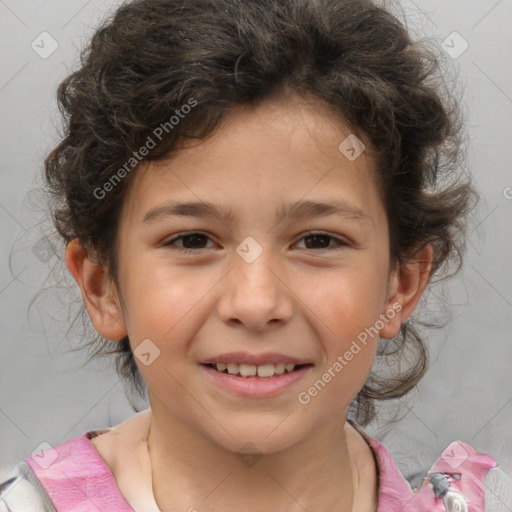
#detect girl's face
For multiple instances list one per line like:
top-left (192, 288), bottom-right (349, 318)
top-left (97, 95), bottom-right (408, 453)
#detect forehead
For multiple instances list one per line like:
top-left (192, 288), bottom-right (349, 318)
top-left (119, 95), bottom-right (385, 230)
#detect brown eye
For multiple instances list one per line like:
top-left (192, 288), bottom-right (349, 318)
top-left (295, 232), bottom-right (349, 251)
top-left (162, 232), bottom-right (215, 253)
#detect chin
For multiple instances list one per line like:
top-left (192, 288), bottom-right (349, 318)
top-left (205, 415), bottom-right (307, 456)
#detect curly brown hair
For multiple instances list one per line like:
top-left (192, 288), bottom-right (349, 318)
top-left (41, 0), bottom-right (477, 425)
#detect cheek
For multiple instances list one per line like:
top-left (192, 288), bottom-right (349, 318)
top-left (122, 256), bottom-right (215, 339)
top-left (298, 277), bottom-right (383, 414)
top-left (296, 328), bottom-right (378, 421)
top-left (303, 262), bottom-right (389, 337)
top-left (300, 262), bottom-right (387, 392)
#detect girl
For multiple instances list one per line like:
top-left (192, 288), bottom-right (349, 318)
top-left (1, 0), bottom-right (511, 510)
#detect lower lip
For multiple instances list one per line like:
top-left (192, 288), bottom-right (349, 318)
top-left (200, 364), bottom-right (312, 398)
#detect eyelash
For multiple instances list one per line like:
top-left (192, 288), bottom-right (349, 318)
top-left (161, 231), bottom-right (349, 255)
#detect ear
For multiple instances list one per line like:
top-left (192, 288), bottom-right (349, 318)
top-left (65, 238), bottom-right (128, 340)
top-left (379, 242), bottom-right (434, 339)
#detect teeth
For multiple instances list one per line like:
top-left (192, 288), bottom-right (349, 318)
top-left (274, 363), bottom-right (286, 375)
top-left (239, 364), bottom-right (257, 377)
top-left (227, 363), bottom-right (239, 375)
top-left (257, 364), bottom-right (274, 378)
top-left (213, 362), bottom-right (297, 377)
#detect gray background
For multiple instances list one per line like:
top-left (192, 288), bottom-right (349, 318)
top-left (1, 0), bottom-right (511, 490)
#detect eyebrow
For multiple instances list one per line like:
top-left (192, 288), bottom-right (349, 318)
top-left (143, 199), bottom-right (371, 226)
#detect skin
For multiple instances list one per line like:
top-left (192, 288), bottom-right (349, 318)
top-left (66, 93), bottom-right (433, 512)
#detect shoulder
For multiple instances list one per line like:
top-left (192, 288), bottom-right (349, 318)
top-left (0, 412), bottom-right (151, 512)
top-left (349, 422), bottom-right (512, 512)
top-left (412, 440), bottom-right (512, 512)
top-left (0, 462), bottom-right (56, 512)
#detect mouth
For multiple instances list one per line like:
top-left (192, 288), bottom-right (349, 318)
top-left (202, 362), bottom-right (312, 379)
top-left (200, 358), bottom-right (313, 398)
top-left (199, 352), bottom-right (314, 397)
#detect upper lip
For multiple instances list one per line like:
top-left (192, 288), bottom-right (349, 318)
top-left (201, 352), bottom-right (312, 366)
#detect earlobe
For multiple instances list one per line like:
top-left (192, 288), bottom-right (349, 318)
top-left (65, 238), bottom-right (128, 340)
top-left (379, 243), bottom-right (434, 339)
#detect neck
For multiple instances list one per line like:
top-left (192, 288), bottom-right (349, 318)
top-left (146, 401), bottom-right (357, 512)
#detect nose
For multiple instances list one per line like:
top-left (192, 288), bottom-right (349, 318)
top-left (217, 247), bottom-right (294, 332)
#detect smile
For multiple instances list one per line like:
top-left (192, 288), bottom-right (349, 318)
top-left (204, 362), bottom-right (306, 378)
top-left (200, 361), bottom-right (313, 398)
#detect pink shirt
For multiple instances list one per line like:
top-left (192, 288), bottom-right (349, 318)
top-left (1, 423), bottom-right (506, 511)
